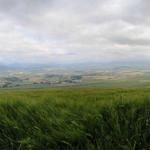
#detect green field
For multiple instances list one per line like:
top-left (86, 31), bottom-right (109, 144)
top-left (0, 88), bottom-right (150, 150)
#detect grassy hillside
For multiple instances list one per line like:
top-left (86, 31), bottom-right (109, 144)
top-left (0, 88), bottom-right (150, 149)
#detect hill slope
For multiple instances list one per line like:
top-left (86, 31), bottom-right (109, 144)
top-left (0, 88), bottom-right (150, 149)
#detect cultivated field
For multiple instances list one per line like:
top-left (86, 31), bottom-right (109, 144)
top-left (0, 88), bottom-right (150, 149)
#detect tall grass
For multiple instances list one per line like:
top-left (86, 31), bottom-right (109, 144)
top-left (0, 88), bottom-right (150, 149)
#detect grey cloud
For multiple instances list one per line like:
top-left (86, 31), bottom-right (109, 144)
top-left (0, 0), bottom-right (150, 64)
top-left (110, 37), bottom-right (150, 46)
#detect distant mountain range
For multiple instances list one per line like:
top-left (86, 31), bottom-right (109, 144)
top-left (1, 60), bottom-right (150, 72)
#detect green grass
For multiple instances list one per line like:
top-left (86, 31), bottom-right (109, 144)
top-left (0, 88), bottom-right (150, 150)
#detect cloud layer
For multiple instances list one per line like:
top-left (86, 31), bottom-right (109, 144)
top-left (0, 0), bottom-right (150, 64)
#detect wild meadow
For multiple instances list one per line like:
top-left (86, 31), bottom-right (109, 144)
top-left (0, 87), bottom-right (150, 150)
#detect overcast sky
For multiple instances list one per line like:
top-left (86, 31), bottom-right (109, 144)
top-left (0, 0), bottom-right (150, 64)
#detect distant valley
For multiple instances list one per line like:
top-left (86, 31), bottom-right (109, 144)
top-left (1, 64), bottom-right (150, 88)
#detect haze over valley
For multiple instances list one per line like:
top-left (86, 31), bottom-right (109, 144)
top-left (0, 61), bottom-right (150, 88)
